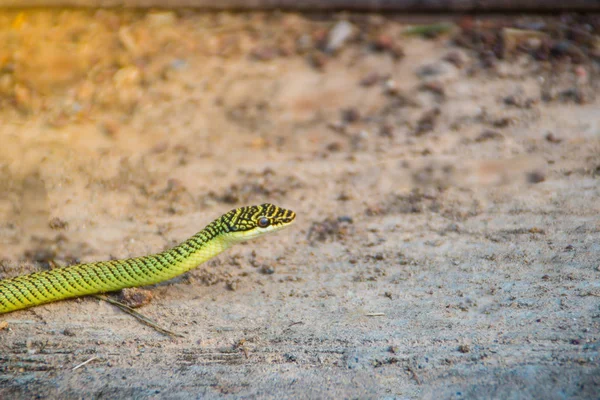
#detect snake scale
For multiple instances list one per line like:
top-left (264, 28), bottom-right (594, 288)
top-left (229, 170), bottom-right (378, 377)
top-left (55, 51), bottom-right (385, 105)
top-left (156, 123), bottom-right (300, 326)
top-left (0, 204), bottom-right (295, 314)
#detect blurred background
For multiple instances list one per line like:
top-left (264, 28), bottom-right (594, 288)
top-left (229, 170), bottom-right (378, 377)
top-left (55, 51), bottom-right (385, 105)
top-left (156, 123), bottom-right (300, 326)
top-left (0, 1), bottom-right (599, 399)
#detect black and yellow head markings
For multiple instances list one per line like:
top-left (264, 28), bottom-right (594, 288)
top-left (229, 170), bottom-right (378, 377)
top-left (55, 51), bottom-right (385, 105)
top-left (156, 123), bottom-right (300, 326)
top-left (215, 203), bottom-right (296, 243)
top-left (223, 203), bottom-right (296, 232)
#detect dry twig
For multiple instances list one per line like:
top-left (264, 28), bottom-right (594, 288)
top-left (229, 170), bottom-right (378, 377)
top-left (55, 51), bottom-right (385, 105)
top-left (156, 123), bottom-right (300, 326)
top-left (94, 295), bottom-right (184, 338)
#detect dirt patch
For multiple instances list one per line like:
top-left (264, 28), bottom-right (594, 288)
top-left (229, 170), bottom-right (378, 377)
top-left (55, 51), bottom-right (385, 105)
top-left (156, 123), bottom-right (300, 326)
top-left (0, 10), bottom-right (599, 399)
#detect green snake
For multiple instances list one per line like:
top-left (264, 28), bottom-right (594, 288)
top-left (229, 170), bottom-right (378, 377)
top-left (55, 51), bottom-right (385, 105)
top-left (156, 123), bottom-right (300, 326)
top-left (0, 204), bottom-right (295, 314)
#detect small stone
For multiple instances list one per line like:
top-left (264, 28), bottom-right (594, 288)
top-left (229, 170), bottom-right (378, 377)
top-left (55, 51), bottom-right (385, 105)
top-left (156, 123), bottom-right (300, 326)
top-left (444, 223), bottom-right (460, 233)
top-left (360, 72), bottom-right (380, 87)
top-left (458, 344), bottom-right (470, 353)
top-left (443, 50), bottom-right (467, 67)
top-left (341, 108), bottom-right (360, 123)
top-left (327, 142), bottom-right (343, 152)
top-left (383, 79), bottom-right (399, 95)
top-left (226, 279), bottom-right (239, 291)
top-left (416, 62), bottom-right (447, 78)
top-left (113, 66), bottom-right (141, 88)
top-left (373, 34), bottom-right (394, 50)
top-left (101, 119), bottom-right (120, 137)
top-left (326, 20), bottom-right (354, 53)
top-left (351, 130), bottom-right (370, 151)
top-left (492, 117), bottom-right (512, 128)
top-left (118, 287), bottom-right (153, 308)
top-left (475, 130), bottom-right (503, 142)
top-left (337, 192), bottom-right (352, 201)
top-left (526, 170), bottom-right (546, 183)
top-left (545, 132), bottom-right (562, 143)
top-left (49, 217), bottom-right (68, 230)
top-left (337, 216), bottom-right (353, 224)
top-left (414, 108), bottom-right (441, 136)
top-left (260, 265), bottom-right (275, 275)
top-left (373, 253), bottom-right (385, 261)
top-left (380, 124), bottom-right (394, 138)
top-left (310, 52), bottom-right (328, 70)
top-left (503, 95), bottom-right (519, 106)
top-left (420, 81), bottom-right (445, 98)
top-left (372, 34), bottom-right (405, 59)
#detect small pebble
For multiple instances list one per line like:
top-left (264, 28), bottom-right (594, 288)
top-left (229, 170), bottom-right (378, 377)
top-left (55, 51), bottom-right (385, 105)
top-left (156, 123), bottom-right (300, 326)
top-left (226, 280), bottom-right (238, 291)
top-left (416, 62), bottom-right (448, 78)
top-left (48, 217), bottom-right (68, 230)
top-left (327, 142), bottom-right (343, 152)
top-left (475, 130), bottom-right (503, 142)
top-left (545, 132), bottom-right (562, 143)
top-left (326, 20), bottom-right (354, 53)
top-left (310, 52), bottom-right (328, 69)
top-left (341, 108), bottom-right (360, 123)
top-left (337, 215), bottom-right (353, 224)
top-left (337, 192), bottom-right (352, 201)
top-left (360, 72), bottom-right (380, 87)
top-left (384, 79), bottom-right (399, 95)
top-left (458, 344), bottom-right (470, 353)
top-left (443, 50), bottom-right (467, 67)
top-left (373, 253), bottom-right (385, 261)
top-left (373, 34), bottom-right (393, 50)
top-left (260, 265), bottom-right (275, 275)
top-left (379, 124), bottom-right (394, 138)
top-left (526, 171), bottom-right (545, 184)
top-left (119, 288), bottom-right (153, 308)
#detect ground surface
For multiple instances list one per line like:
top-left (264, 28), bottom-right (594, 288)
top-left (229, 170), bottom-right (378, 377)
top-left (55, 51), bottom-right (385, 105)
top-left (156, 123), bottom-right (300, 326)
top-left (0, 10), bottom-right (599, 399)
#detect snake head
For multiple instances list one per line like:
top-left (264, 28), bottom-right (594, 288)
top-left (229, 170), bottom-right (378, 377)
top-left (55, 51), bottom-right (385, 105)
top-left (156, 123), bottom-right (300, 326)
top-left (222, 203), bottom-right (296, 242)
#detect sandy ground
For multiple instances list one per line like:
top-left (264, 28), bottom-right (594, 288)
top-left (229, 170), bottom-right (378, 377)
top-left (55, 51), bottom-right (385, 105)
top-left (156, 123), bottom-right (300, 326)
top-left (0, 10), bottom-right (599, 399)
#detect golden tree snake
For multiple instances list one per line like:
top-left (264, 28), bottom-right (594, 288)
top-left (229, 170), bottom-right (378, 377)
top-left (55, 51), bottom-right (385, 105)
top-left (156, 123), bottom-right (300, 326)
top-left (0, 204), bottom-right (295, 314)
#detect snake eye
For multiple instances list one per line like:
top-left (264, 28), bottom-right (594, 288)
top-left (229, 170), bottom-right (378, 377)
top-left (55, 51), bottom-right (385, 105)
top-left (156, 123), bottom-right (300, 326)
top-left (257, 217), bottom-right (270, 228)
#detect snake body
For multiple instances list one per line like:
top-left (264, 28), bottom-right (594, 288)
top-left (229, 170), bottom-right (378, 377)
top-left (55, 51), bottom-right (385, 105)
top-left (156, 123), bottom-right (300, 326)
top-left (0, 204), bottom-right (295, 314)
